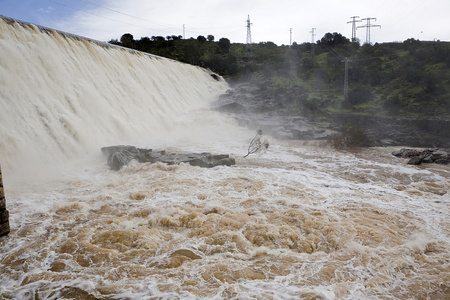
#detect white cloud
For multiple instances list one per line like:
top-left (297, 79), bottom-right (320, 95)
top-left (47, 0), bottom-right (450, 44)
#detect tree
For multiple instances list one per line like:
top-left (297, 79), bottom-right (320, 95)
top-left (151, 36), bottom-right (166, 43)
top-left (301, 57), bottom-right (314, 71)
top-left (108, 38), bottom-right (120, 45)
top-left (179, 39), bottom-right (202, 65)
top-left (343, 85), bottom-right (373, 108)
top-left (166, 35), bottom-right (182, 41)
top-left (120, 33), bottom-right (135, 49)
top-left (197, 35), bottom-right (207, 43)
top-left (318, 32), bottom-right (350, 47)
top-left (218, 38), bottom-right (231, 53)
top-left (135, 36), bottom-right (152, 52)
top-left (207, 35), bottom-right (215, 42)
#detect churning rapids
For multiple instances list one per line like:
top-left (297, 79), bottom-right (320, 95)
top-left (0, 16), bottom-right (449, 300)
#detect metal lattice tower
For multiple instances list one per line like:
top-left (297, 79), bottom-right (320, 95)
top-left (310, 27), bottom-right (316, 56)
top-left (341, 58), bottom-right (352, 101)
top-left (246, 15), bottom-right (252, 44)
top-left (358, 18), bottom-right (381, 44)
top-left (290, 28), bottom-right (292, 46)
top-left (347, 16), bottom-right (361, 42)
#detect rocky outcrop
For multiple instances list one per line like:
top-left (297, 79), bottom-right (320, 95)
top-left (0, 164), bottom-right (10, 237)
top-left (101, 145), bottom-right (236, 171)
top-left (392, 148), bottom-right (450, 165)
top-left (212, 82), bottom-right (338, 141)
top-left (214, 81), bottom-right (450, 148)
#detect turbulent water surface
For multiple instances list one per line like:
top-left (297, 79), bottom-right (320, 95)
top-left (0, 17), bottom-right (449, 300)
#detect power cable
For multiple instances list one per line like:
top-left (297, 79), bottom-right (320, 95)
top-left (48, 0), bottom-right (165, 32)
top-left (49, 0), bottom-right (246, 40)
top-left (75, 0), bottom-right (180, 30)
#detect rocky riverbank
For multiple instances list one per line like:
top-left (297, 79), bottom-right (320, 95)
top-left (392, 148), bottom-right (450, 165)
top-left (213, 82), bottom-right (338, 141)
top-left (214, 81), bottom-right (450, 148)
top-left (101, 146), bottom-right (236, 171)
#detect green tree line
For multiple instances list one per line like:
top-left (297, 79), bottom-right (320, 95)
top-left (110, 33), bottom-right (239, 76)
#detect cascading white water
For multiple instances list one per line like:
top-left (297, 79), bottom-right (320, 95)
top-left (0, 17), bottom-right (449, 300)
top-left (0, 16), bottom-right (233, 175)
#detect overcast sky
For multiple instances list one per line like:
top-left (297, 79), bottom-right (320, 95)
top-left (1, 0), bottom-right (449, 45)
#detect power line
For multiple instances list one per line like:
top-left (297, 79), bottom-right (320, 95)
top-left (76, 0), bottom-right (179, 30)
top-left (48, 0), bottom-right (180, 37)
top-left (49, 0), bottom-right (246, 41)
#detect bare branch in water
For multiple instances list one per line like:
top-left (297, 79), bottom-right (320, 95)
top-left (244, 129), bottom-right (269, 158)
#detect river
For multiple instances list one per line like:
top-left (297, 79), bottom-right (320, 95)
top-left (0, 16), bottom-right (449, 300)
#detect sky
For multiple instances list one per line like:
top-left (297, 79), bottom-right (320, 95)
top-left (0, 0), bottom-right (449, 45)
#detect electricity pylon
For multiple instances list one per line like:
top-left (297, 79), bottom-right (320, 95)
top-left (358, 18), bottom-right (381, 44)
top-left (310, 27), bottom-right (316, 56)
top-left (246, 15), bottom-right (252, 44)
top-left (347, 16), bottom-right (361, 42)
top-left (246, 15), bottom-right (253, 54)
top-left (342, 58), bottom-right (352, 101)
top-left (290, 28), bottom-right (292, 46)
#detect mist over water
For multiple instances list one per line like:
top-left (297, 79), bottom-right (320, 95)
top-left (1, 17), bottom-right (449, 300)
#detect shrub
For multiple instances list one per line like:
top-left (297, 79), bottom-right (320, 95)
top-left (342, 85), bottom-right (373, 108)
top-left (330, 125), bottom-right (371, 149)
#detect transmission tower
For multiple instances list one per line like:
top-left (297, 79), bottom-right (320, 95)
top-left (341, 58), bottom-right (352, 101)
top-left (246, 15), bottom-right (253, 54)
top-left (310, 27), bottom-right (316, 56)
top-left (357, 18), bottom-right (381, 44)
top-left (290, 28), bottom-right (292, 46)
top-left (347, 16), bottom-right (361, 42)
top-left (246, 15), bottom-right (252, 44)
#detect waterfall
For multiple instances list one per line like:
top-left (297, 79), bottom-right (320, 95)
top-left (0, 16), bottom-right (229, 173)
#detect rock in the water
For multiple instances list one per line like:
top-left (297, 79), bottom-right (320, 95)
top-left (392, 148), bottom-right (450, 165)
top-left (392, 148), bottom-right (422, 158)
top-left (407, 156), bottom-right (423, 165)
top-left (101, 146), bottom-right (236, 170)
top-left (432, 150), bottom-right (448, 160)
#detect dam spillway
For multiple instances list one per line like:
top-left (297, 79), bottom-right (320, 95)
top-left (0, 15), bottom-right (229, 174)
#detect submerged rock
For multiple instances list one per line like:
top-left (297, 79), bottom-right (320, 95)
top-left (101, 145), bottom-right (236, 170)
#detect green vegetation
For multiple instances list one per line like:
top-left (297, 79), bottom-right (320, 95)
top-left (331, 124), bottom-right (372, 149)
top-left (109, 33), bottom-right (450, 120)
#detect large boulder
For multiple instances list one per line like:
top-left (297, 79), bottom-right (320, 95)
top-left (101, 146), bottom-right (236, 170)
top-left (392, 148), bottom-right (449, 165)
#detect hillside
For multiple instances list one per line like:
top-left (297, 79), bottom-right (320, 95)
top-left (111, 34), bottom-right (450, 118)
top-left (110, 33), bottom-right (450, 147)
